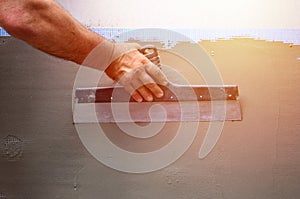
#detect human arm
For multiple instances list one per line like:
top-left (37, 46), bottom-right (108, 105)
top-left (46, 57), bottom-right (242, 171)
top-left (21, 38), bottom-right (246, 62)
top-left (0, 0), bottom-right (103, 64)
top-left (0, 0), bottom-right (168, 101)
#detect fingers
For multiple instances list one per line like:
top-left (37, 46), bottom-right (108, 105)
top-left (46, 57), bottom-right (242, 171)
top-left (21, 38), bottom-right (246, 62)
top-left (136, 86), bottom-right (153, 102)
top-left (119, 77), bottom-right (141, 102)
top-left (119, 64), bottom-right (168, 102)
top-left (129, 70), bottom-right (154, 102)
top-left (104, 43), bottom-right (169, 102)
top-left (145, 63), bottom-right (168, 86)
top-left (137, 71), bottom-right (164, 99)
top-left (131, 90), bottom-right (144, 103)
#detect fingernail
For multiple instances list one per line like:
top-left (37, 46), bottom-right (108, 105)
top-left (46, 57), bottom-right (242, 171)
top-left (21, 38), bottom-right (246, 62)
top-left (134, 96), bottom-right (143, 102)
top-left (146, 95), bottom-right (153, 102)
top-left (157, 91), bottom-right (164, 98)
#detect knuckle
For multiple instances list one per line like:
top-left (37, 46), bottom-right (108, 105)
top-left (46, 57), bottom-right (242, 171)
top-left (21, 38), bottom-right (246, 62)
top-left (145, 82), bottom-right (156, 89)
top-left (152, 69), bottom-right (162, 77)
top-left (135, 66), bottom-right (144, 74)
top-left (120, 74), bottom-right (131, 85)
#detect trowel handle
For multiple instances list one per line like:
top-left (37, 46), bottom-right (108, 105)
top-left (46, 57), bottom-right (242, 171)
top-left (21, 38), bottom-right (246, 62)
top-left (138, 45), bottom-right (161, 66)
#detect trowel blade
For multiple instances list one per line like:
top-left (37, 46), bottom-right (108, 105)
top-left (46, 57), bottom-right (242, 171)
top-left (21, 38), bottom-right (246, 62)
top-left (73, 85), bottom-right (242, 123)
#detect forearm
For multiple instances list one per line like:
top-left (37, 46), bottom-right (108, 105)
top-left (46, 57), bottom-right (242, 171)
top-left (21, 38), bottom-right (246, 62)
top-left (0, 0), bottom-right (168, 101)
top-left (0, 0), bottom-right (104, 64)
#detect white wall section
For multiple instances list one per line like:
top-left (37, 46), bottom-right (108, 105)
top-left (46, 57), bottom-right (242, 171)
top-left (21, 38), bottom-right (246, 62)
top-left (57, 0), bottom-right (300, 28)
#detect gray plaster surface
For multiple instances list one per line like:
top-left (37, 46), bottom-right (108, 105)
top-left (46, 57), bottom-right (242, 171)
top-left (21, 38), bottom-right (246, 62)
top-left (0, 38), bottom-right (300, 199)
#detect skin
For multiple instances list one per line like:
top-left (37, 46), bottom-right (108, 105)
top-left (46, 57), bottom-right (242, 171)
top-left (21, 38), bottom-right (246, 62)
top-left (0, 0), bottom-right (167, 102)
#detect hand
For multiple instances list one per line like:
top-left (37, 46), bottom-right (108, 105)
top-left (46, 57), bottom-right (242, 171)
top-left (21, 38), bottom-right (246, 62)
top-left (105, 48), bottom-right (168, 102)
top-left (82, 40), bottom-right (168, 102)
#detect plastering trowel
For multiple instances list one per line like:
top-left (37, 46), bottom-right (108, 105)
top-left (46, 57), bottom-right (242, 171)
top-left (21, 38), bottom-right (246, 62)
top-left (73, 45), bottom-right (242, 123)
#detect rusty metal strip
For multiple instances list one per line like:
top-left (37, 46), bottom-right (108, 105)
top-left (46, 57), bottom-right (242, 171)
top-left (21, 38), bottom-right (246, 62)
top-left (73, 100), bottom-right (241, 123)
top-left (75, 84), bottom-right (239, 103)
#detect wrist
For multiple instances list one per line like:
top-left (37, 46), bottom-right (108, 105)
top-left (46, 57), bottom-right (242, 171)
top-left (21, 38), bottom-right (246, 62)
top-left (82, 40), bottom-right (140, 71)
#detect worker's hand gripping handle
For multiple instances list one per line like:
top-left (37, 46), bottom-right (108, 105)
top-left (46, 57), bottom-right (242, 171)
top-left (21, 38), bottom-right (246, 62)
top-left (138, 45), bottom-right (161, 67)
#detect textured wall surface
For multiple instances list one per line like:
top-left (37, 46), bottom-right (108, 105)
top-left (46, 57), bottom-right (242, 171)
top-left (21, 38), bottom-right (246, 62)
top-left (0, 36), bottom-right (300, 198)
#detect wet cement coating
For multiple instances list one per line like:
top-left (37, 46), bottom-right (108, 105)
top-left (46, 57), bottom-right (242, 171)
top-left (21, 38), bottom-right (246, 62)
top-left (0, 37), bottom-right (300, 198)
